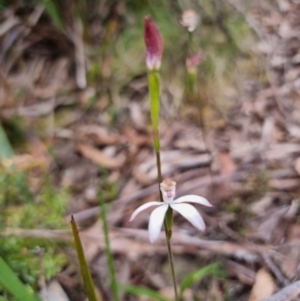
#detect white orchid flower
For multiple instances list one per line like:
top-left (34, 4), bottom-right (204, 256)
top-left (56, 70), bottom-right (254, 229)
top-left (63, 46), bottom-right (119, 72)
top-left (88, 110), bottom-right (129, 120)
top-left (129, 178), bottom-right (213, 243)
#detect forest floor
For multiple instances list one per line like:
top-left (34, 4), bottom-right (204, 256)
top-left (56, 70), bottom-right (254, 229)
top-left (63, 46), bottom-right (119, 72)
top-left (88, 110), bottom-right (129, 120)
top-left (2, 1), bottom-right (300, 301)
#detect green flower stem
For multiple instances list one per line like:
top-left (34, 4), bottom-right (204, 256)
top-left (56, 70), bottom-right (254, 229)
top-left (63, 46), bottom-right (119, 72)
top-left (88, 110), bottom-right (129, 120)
top-left (186, 32), bottom-right (212, 195)
top-left (99, 192), bottom-right (120, 301)
top-left (155, 150), bottom-right (163, 184)
top-left (187, 72), bottom-right (196, 95)
top-left (166, 238), bottom-right (178, 301)
top-left (188, 31), bottom-right (196, 53)
top-left (148, 69), bottom-right (178, 301)
top-left (153, 129), bottom-right (161, 154)
top-left (148, 70), bottom-right (160, 151)
top-left (165, 207), bottom-right (173, 237)
top-left (155, 150), bottom-right (172, 239)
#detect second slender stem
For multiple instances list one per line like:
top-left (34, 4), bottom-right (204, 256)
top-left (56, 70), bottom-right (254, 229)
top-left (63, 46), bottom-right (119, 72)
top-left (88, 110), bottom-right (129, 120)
top-left (155, 150), bottom-right (178, 301)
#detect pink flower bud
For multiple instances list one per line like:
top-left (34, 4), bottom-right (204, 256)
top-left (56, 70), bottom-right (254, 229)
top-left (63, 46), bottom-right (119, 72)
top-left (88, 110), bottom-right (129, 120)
top-left (144, 16), bottom-right (163, 70)
top-left (186, 52), bottom-right (204, 74)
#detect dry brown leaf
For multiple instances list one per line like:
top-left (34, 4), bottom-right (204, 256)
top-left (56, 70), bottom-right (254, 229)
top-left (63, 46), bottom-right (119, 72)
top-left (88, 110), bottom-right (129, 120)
top-left (249, 269), bottom-right (276, 301)
top-left (272, 250), bottom-right (300, 281)
top-left (250, 195), bottom-right (274, 216)
top-left (226, 260), bottom-right (256, 285)
top-left (40, 280), bottom-right (70, 301)
top-left (262, 281), bottom-right (300, 301)
top-left (266, 144), bottom-right (300, 161)
top-left (128, 102), bottom-right (146, 130)
top-left (219, 151), bottom-right (236, 175)
top-left (288, 224), bottom-right (300, 242)
top-left (123, 127), bottom-right (150, 146)
top-left (268, 178), bottom-right (300, 191)
top-left (247, 207), bottom-right (289, 243)
top-left (137, 150), bottom-right (211, 181)
top-left (78, 125), bottom-right (122, 145)
top-left (76, 144), bottom-right (124, 169)
top-left (293, 157), bottom-right (300, 176)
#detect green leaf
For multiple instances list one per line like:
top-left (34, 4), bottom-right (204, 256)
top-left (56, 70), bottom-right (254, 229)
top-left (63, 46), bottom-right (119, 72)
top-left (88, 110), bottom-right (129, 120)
top-left (0, 296), bottom-right (9, 301)
top-left (99, 191), bottom-right (120, 301)
top-left (119, 284), bottom-right (172, 301)
top-left (0, 123), bottom-right (13, 158)
top-left (0, 257), bottom-right (39, 301)
top-left (180, 262), bottom-right (225, 296)
top-left (38, 0), bottom-right (63, 29)
top-left (70, 216), bottom-right (99, 301)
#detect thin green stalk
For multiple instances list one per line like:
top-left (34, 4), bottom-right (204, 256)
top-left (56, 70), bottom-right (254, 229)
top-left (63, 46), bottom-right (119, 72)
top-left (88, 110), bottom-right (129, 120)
top-left (166, 239), bottom-right (178, 301)
top-left (148, 70), bottom-right (161, 152)
top-left (155, 150), bottom-right (163, 184)
top-left (188, 31), bottom-right (196, 53)
top-left (186, 32), bottom-right (213, 196)
top-left (99, 192), bottom-right (120, 301)
top-left (149, 70), bottom-right (178, 301)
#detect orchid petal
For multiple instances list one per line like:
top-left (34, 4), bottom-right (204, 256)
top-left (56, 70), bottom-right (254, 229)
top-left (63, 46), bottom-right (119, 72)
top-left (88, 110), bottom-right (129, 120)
top-left (170, 203), bottom-right (205, 231)
top-left (129, 201), bottom-right (162, 222)
top-left (148, 204), bottom-right (169, 243)
top-left (173, 195), bottom-right (212, 207)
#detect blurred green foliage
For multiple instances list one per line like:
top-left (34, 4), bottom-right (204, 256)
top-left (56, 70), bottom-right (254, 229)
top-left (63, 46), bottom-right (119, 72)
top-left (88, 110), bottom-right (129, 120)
top-left (0, 125), bottom-right (13, 160)
top-left (0, 168), bottom-right (68, 295)
top-left (0, 167), bottom-right (32, 206)
top-left (0, 257), bottom-right (40, 301)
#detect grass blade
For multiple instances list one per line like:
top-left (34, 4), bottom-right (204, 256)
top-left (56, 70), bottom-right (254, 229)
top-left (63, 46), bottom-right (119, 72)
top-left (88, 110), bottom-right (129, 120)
top-left (180, 262), bottom-right (225, 296)
top-left (37, 0), bottom-right (63, 29)
top-left (0, 124), bottom-right (13, 158)
top-left (119, 284), bottom-right (172, 301)
top-left (0, 257), bottom-right (39, 301)
top-left (99, 191), bottom-right (120, 301)
top-left (70, 215), bottom-right (98, 301)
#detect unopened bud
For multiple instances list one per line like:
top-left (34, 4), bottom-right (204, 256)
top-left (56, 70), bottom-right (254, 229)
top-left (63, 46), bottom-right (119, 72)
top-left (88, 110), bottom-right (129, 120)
top-left (144, 16), bottom-right (163, 70)
top-left (186, 52), bottom-right (204, 74)
top-left (180, 10), bottom-right (199, 32)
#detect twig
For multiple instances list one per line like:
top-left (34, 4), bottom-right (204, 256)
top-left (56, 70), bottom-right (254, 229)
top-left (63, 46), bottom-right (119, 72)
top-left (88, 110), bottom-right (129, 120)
top-left (262, 280), bottom-right (300, 301)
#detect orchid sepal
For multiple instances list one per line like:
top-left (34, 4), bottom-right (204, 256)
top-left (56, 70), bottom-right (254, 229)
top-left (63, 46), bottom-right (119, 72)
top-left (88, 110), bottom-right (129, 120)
top-left (129, 179), bottom-right (212, 243)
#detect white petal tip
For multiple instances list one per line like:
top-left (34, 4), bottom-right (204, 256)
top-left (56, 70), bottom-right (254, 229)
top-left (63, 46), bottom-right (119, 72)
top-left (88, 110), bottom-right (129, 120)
top-left (149, 235), bottom-right (156, 243)
top-left (198, 225), bottom-right (206, 231)
top-left (149, 234), bottom-right (159, 243)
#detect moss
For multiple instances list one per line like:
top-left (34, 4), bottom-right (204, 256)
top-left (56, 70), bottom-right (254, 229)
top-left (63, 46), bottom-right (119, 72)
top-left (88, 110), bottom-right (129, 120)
top-left (0, 168), bottom-right (69, 292)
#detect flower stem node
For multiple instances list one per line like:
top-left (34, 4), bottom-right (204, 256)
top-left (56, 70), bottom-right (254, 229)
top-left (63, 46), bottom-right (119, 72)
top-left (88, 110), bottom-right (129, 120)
top-left (129, 179), bottom-right (213, 243)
